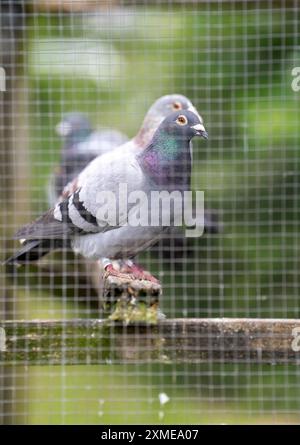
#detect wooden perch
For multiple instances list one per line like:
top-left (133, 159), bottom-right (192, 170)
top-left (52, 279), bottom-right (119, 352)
top-left (102, 270), bottom-right (162, 323)
top-left (1, 318), bottom-right (300, 365)
top-left (28, 1), bottom-right (118, 13)
top-left (28, 0), bottom-right (291, 13)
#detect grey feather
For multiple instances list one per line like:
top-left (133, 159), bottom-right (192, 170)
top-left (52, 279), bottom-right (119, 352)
top-left (13, 209), bottom-right (71, 240)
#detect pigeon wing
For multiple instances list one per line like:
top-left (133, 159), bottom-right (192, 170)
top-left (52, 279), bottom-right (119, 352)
top-left (13, 209), bottom-right (72, 240)
top-left (15, 146), bottom-right (144, 241)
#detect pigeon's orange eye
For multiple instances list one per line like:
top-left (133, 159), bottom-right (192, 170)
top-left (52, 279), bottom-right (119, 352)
top-left (176, 115), bottom-right (188, 126)
top-left (172, 101), bottom-right (182, 111)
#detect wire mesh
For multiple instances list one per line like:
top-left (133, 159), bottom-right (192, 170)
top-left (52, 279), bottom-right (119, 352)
top-left (1, 0), bottom-right (300, 425)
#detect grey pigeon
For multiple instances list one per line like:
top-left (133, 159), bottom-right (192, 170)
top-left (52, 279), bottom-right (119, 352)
top-left (6, 95), bottom-right (203, 267)
top-left (6, 110), bottom-right (208, 281)
top-left (48, 112), bottom-right (128, 205)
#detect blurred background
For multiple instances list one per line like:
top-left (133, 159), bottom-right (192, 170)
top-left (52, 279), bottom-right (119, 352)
top-left (1, 0), bottom-right (300, 424)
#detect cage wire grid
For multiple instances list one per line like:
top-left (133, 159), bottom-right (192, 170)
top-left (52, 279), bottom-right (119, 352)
top-left (0, 0), bottom-right (300, 425)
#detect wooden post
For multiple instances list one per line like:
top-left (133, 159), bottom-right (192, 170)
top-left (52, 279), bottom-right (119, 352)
top-left (1, 318), bottom-right (300, 365)
top-left (102, 270), bottom-right (162, 323)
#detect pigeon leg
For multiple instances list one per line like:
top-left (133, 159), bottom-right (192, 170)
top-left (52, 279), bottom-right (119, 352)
top-left (121, 259), bottom-right (160, 284)
top-left (103, 260), bottom-right (135, 281)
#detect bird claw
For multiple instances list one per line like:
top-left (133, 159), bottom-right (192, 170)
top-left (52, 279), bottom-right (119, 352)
top-left (102, 262), bottom-right (162, 323)
top-left (104, 264), bottom-right (134, 283)
top-left (120, 262), bottom-right (160, 284)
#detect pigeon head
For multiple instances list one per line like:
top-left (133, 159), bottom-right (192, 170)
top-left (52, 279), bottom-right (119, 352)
top-left (135, 94), bottom-right (203, 146)
top-left (148, 94), bottom-right (197, 117)
top-left (139, 110), bottom-right (207, 188)
top-left (55, 113), bottom-right (93, 144)
top-left (156, 109), bottom-right (208, 142)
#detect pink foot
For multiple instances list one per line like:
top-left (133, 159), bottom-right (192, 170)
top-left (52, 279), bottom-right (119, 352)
top-left (104, 264), bottom-right (134, 281)
top-left (121, 262), bottom-right (160, 284)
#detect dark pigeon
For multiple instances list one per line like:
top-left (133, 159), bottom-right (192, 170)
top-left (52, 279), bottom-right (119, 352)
top-left (48, 112), bottom-right (128, 205)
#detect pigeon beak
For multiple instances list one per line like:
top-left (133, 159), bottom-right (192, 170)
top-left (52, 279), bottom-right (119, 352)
top-left (191, 123), bottom-right (208, 139)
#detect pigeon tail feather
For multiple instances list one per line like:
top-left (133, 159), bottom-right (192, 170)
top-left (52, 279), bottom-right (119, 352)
top-left (4, 239), bottom-right (65, 265)
top-left (13, 209), bottom-right (71, 240)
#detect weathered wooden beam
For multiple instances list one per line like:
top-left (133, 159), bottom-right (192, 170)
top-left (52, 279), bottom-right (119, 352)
top-left (27, 0), bottom-right (295, 12)
top-left (28, 0), bottom-right (117, 12)
top-left (1, 318), bottom-right (300, 365)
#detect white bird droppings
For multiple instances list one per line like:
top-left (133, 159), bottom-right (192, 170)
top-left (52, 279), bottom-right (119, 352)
top-left (159, 392), bottom-right (170, 405)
